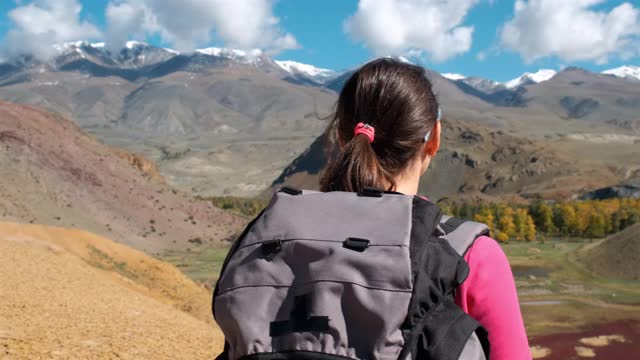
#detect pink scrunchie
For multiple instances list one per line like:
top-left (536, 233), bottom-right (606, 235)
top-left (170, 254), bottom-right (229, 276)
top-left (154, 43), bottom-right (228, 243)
top-left (354, 122), bottom-right (375, 144)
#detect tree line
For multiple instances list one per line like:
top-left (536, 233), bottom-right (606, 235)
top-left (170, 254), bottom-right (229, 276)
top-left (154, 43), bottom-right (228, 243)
top-left (439, 198), bottom-right (640, 242)
top-left (209, 195), bottom-right (640, 242)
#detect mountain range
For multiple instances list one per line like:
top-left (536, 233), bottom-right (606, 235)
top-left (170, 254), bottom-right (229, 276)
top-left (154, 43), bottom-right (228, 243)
top-left (0, 41), bottom-right (639, 199)
top-left (3, 41), bottom-right (639, 91)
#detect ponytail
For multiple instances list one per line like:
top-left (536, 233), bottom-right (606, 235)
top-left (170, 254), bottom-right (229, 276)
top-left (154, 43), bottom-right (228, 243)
top-left (320, 131), bottom-right (395, 192)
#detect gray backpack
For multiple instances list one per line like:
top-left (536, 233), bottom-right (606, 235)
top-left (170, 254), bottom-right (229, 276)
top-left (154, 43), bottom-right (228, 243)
top-left (213, 187), bottom-right (490, 360)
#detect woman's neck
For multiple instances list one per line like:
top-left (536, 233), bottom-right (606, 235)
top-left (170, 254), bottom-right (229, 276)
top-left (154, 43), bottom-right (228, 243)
top-left (392, 169), bottom-right (421, 195)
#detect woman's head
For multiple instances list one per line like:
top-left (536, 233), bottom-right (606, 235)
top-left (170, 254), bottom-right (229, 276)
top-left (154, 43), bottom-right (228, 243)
top-left (320, 58), bottom-right (441, 193)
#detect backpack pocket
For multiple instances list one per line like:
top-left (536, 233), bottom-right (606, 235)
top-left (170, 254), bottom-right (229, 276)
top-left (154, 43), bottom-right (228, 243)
top-left (214, 238), bottom-right (413, 360)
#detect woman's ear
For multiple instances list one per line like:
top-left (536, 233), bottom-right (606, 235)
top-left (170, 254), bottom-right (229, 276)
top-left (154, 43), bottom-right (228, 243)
top-left (424, 121), bottom-right (441, 157)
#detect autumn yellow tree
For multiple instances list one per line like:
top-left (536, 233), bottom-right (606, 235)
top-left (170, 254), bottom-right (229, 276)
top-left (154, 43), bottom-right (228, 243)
top-left (496, 205), bottom-right (516, 241)
top-left (524, 214), bottom-right (536, 241)
top-left (513, 208), bottom-right (531, 241)
top-left (554, 203), bottom-right (578, 236)
top-left (530, 201), bottom-right (555, 234)
top-left (473, 207), bottom-right (496, 237)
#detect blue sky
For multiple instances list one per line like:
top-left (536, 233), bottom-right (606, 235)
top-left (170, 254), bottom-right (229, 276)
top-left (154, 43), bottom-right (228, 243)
top-left (0, 0), bottom-right (638, 81)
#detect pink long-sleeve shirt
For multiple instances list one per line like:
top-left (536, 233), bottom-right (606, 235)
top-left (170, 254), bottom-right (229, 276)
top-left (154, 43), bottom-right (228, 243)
top-left (455, 235), bottom-right (531, 360)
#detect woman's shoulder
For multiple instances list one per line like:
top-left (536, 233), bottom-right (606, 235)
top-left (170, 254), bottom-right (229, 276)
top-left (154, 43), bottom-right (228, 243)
top-left (468, 235), bottom-right (503, 255)
top-left (464, 235), bottom-right (510, 271)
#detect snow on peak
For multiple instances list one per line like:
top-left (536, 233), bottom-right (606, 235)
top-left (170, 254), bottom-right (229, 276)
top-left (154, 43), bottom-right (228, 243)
top-left (53, 41), bottom-right (91, 52)
top-left (505, 69), bottom-right (556, 88)
top-left (275, 60), bottom-right (336, 79)
top-left (125, 40), bottom-right (147, 49)
top-left (602, 65), bottom-right (640, 81)
top-left (195, 47), bottom-right (263, 62)
top-left (443, 73), bottom-right (466, 81)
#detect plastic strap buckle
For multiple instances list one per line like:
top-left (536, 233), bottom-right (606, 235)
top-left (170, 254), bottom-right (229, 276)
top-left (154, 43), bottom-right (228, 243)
top-left (261, 239), bottom-right (283, 259)
top-left (343, 237), bottom-right (370, 252)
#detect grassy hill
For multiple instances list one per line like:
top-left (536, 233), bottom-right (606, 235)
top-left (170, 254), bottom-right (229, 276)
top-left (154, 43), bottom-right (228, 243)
top-left (579, 223), bottom-right (640, 280)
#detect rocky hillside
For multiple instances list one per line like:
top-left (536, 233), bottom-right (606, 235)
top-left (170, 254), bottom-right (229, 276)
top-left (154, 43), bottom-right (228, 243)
top-left (0, 221), bottom-right (225, 359)
top-left (0, 101), bottom-right (242, 253)
top-left (271, 117), bottom-right (620, 201)
top-left (579, 223), bottom-right (640, 280)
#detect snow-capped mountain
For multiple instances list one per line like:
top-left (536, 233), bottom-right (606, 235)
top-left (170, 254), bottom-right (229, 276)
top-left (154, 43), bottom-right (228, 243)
top-left (115, 41), bottom-right (178, 67)
top-left (442, 73), bottom-right (505, 94)
top-left (463, 77), bottom-right (504, 94)
top-left (275, 60), bottom-right (337, 84)
top-left (195, 47), bottom-right (263, 62)
top-left (0, 40), bottom-right (344, 88)
top-left (444, 69), bottom-right (556, 93)
top-left (442, 73), bottom-right (466, 81)
top-left (52, 40), bottom-right (178, 68)
top-left (602, 65), bottom-right (640, 81)
top-left (4, 40), bottom-right (638, 95)
top-left (504, 69), bottom-right (557, 89)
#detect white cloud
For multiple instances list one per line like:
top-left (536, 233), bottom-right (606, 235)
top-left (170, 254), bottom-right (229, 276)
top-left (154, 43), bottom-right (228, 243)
top-left (500, 0), bottom-right (640, 64)
top-left (344, 0), bottom-right (480, 62)
top-left (2, 0), bottom-right (101, 60)
top-left (106, 0), bottom-right (298, 53)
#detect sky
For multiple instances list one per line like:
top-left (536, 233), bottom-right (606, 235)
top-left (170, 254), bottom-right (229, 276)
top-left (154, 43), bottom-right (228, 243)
top-left (0, 0), bottom-right (638, 81)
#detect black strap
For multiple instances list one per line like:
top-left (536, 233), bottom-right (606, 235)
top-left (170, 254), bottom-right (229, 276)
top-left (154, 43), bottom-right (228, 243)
top-left (357, 186), bottom-right (384, 197)
top-left (215, 342), bottom-right (230, 360)
top-left (270, 295), bottom-right (330, 337)
top-left (419, 298), bottom-right (489, 360)
top-left (440, 217), bottom-right (466, 235)
top-left (280, 185), bottom-right (303, 195)
top-left (270, 316), bottom-right (330, 337)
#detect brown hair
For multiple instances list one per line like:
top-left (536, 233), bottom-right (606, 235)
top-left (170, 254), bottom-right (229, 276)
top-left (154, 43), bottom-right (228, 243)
top-left (320, 58), bottom-right (440, 193)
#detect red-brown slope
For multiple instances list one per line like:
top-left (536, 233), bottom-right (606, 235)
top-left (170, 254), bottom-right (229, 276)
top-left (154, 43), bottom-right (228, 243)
top-left (0, 101), bottom-right (242, 253)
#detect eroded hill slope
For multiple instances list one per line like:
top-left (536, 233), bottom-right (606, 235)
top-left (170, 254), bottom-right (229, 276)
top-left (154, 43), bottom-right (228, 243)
top-left (0, 101), bottom-right (242, 253)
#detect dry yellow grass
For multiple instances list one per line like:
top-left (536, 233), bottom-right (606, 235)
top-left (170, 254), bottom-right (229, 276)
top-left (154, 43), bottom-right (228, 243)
top-left (0, 222), bottom-right (225, 359)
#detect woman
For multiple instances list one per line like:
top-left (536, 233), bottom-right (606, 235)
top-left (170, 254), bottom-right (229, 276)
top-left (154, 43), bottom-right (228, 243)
top-left (320, 58), bottom-right (531, 359)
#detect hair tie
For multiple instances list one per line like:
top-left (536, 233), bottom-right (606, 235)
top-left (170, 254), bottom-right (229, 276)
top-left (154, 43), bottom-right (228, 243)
top-left (424, 106), bottom-right (443, 142)
top-left (354, 122), bottom-right (375, 144)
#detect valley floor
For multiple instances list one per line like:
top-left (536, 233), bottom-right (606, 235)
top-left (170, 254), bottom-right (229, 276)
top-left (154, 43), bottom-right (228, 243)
top-left (3, 220), bottom-right (638, 359)
top-left (161, 237), bottom-right (640, 359)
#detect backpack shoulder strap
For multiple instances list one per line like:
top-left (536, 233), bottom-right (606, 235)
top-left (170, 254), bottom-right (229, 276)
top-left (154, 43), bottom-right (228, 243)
top-left (438, 215), bottom-right (490, 257)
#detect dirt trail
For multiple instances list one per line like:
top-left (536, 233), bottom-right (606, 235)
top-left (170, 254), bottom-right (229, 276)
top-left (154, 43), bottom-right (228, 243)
top-left (0, 222), bottom-right (225, 359)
